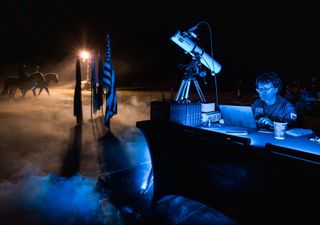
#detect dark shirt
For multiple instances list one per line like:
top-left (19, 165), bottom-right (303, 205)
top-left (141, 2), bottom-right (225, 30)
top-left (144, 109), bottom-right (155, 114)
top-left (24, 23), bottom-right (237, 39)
top-left (251, 95), bottom-right (297, 124)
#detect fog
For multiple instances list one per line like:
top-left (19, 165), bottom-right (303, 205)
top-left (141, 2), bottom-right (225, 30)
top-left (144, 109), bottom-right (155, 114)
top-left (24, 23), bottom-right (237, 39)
top-left (0, 87), bottom-right (162, 224)
top-left (0, 55), bottom-right (136, 90)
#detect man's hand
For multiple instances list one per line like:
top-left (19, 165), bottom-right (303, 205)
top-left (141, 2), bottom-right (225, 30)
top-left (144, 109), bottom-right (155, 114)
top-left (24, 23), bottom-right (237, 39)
top-left (257, 117), bottom-right (273, 127)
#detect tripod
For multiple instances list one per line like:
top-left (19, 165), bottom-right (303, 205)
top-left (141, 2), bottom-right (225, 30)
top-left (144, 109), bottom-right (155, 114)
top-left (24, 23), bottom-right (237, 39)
top-left (175, 54), bottom-right (206, 102)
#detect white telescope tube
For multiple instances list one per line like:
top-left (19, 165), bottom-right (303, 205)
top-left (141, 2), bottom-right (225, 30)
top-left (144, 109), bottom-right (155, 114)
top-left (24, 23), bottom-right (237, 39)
top-left (170, 30), bottom-right (221, 75)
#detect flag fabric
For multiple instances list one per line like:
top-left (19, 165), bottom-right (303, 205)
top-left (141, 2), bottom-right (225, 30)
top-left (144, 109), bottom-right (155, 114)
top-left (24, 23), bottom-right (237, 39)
top-left (74, 57), bottom-right (83, 124)
top-left (91, 51), bottom-right (98, 113)
top-left (103, 33), bottom-right (117, 127)
top-left (96, 52), bottom-right (104, 110)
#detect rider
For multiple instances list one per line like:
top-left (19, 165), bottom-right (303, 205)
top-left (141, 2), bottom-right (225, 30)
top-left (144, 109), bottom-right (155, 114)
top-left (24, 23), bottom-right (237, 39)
top-left (33, 65), bottom-right (41, 73)
top-left (31, 65), bottom-right (45, 95)
top-left (17, 64), bottom-right (28, 78)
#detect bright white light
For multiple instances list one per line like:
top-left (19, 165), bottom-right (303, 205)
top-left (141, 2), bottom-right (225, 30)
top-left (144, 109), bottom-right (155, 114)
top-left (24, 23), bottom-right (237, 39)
top-left (79, 50), bottom-right (90, 61)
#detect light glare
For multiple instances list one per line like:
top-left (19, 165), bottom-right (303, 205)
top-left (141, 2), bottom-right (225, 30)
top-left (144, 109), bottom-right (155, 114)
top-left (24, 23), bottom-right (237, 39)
top-left (79, 50), bottom-right (90, 61)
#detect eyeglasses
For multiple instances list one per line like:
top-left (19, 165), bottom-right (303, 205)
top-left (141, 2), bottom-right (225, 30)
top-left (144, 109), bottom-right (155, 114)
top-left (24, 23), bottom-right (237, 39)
top-left (256, 87), bottom-right (274, 93)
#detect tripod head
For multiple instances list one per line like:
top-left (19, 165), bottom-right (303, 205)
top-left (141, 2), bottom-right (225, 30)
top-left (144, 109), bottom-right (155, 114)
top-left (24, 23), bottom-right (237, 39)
top-left (178, 53), bottom-right (206, 80)
top-left (175, 53), bottom-right (207, 102)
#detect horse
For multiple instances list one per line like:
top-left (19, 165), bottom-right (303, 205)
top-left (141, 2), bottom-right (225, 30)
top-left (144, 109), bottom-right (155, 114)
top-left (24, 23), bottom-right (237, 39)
top-left (1, 72), bottom-right (46, 98)
top-left (36, 73), bottom-right (59, 96)
top-left (1, 76), bottom-right (18, 97)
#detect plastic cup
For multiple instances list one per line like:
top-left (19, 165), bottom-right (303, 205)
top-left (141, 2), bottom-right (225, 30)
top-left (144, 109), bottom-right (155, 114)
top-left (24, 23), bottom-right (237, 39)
top-left (273, 122), bottom-right (288, 139)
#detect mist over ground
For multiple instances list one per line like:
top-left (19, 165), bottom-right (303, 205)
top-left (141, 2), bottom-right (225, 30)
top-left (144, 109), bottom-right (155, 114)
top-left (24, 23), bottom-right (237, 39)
top-left (0, 87), bottom-right (162, 224)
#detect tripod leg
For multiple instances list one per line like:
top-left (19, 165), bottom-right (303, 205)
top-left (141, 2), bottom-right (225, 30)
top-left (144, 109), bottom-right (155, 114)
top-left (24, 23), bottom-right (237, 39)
top-left (175, 79), bottom-right (188, 101)
top-left (193, 79), bottom-right (206, 102)
top-left (184, 80), bottom-right (191, 100)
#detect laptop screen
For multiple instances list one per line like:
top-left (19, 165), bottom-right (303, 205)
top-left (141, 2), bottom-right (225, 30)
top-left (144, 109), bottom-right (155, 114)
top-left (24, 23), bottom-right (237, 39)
top-left (219, 105), bottom-right (257, 129)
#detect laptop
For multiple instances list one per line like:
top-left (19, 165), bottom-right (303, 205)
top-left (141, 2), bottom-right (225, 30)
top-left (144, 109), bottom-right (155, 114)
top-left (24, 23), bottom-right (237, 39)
top-left (219, 104), bottom-right (257, 129)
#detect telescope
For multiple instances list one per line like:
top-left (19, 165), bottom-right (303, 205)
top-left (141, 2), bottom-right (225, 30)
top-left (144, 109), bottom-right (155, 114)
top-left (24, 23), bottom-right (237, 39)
top-left (170, 30), bottom-right (221, 75)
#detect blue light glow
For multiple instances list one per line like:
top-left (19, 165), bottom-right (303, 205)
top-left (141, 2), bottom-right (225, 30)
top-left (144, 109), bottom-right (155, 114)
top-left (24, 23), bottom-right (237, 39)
top-left (20, 173), bottom-right (102, 224)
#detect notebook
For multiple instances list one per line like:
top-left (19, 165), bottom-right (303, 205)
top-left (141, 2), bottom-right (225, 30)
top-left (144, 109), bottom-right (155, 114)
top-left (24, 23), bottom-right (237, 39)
top-left (219, 104), bottom-right (257, 129)
top-left (286, 128), bottom-right (313, 137)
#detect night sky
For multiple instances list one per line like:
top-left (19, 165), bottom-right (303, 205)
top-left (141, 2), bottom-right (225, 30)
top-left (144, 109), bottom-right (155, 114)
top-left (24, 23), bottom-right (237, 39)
top-left (1, 0), bottom-right (320, 89)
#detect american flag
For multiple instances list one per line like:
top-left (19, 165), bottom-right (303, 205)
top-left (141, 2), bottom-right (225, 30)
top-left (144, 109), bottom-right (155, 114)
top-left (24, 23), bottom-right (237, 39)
top-left (103, 33), bottom-right (117, 127)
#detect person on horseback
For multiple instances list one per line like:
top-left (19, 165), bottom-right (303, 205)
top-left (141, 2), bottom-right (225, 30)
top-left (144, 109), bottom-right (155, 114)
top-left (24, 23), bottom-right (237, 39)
top-left (17, 64), bottom-right (28, 78)
top-left (1, 64), bottom-right (28, 97)
top-left (30, 65), bottom-right (44, 95)
top-left (1, 72), bottom-right (45, 98)
top-left (33, 65), bottom-right (40, 73)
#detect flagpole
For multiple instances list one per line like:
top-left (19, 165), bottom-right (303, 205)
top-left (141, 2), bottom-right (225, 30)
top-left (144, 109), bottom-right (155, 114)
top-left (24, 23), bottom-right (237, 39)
top-left (101, 93), bottom-right (104, 115)
top-left (100, 88), bottom-right (104, 124)
top-left (90, 58), bottom-right (93, 121)
top-left (90, 81), bottom-right (93, 121)
top-left (90, 80), bottom-right (93, 120)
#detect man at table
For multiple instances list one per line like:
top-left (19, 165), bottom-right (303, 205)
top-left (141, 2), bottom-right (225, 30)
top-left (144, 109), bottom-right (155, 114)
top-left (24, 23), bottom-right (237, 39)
top-left (252, 72), bottom-right (297, 129)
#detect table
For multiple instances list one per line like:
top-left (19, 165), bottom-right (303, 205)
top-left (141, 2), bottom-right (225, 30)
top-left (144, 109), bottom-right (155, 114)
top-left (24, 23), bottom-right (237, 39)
top-left (137, 120), bottom-right (320, 225)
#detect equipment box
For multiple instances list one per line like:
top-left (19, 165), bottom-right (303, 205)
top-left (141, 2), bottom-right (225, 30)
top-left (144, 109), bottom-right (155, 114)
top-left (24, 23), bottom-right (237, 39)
top-left (150, 101), bottom-right (201, 127)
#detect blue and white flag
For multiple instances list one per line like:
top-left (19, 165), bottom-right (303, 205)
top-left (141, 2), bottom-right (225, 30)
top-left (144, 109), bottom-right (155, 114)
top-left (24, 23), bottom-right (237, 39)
top-left (103, 33), bottom-right (117, 127)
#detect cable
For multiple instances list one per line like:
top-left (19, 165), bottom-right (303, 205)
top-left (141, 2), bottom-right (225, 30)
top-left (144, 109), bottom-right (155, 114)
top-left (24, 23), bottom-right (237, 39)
top-left (199, 21), bottom-right (220, 110)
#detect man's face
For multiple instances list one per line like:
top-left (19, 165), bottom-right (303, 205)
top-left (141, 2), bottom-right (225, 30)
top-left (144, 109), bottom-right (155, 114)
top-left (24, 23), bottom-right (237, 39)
top-left (256, 82), bottom-right (278, 102)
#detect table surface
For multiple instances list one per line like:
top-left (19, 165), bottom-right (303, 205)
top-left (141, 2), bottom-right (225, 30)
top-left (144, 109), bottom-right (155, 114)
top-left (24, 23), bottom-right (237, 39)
top-left (200, 123), bottom-right (320, 155)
